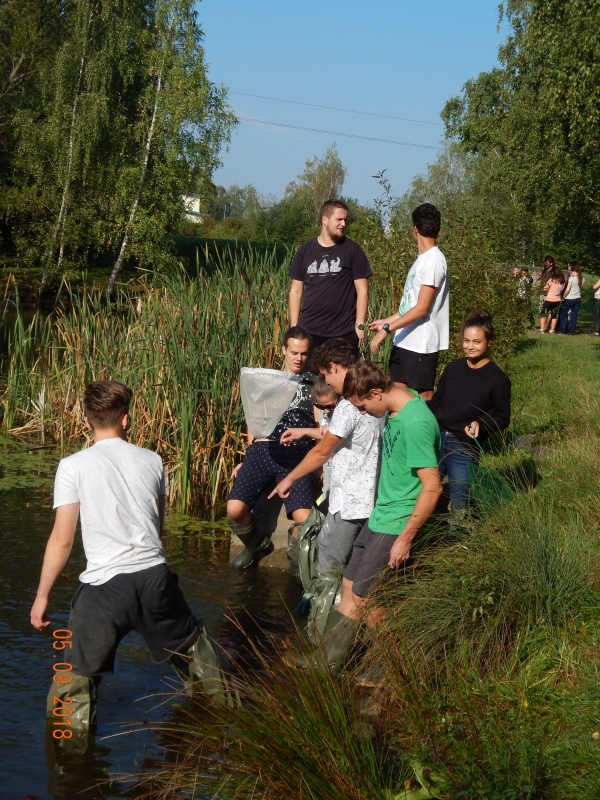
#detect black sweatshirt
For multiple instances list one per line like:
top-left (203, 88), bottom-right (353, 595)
top-left (427, 358), bottom-right (511, 443)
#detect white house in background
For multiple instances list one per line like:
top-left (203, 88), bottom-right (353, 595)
top-left (182, 194), bottom-right (203, 222)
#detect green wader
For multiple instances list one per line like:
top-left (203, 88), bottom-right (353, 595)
top-left (288, 507), bottom-right (345, 644)
top-left (169, 627), bottom-right (238, 707)
top-left (46, 673), bottom-right (100, 731)
top-left (229, 514), bottom-right (270, 569)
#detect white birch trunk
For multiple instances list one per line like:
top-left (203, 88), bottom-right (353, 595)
top-left (107, 69), bottom-right (163, 295)
top-left (41, 4), bottom-right (95, 289)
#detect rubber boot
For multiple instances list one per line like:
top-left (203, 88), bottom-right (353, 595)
top-left (230, 515), bottom-right (270, 569)
top-left (46, 673), bottom-right (99, 731)
top-left (286, 609), bottom-right (359, 677)
top-left (169, 627), bottom-right (238, 707)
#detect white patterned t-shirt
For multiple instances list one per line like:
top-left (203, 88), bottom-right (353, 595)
top-left (327, 399), bottom-right (383, 520)
top-left (393, 245), bottom-right (449, 354)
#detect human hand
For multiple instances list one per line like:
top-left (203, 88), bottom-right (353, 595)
top-left (356, 327), bottom-right (365, 344)
top-left (231, 462), bottom-right (243, 480)
top-left (388, 537), bottom-right (411, 569)
top-left (30, 596), bottom-right (50, 631)
top-left (280, 429), bottom-right (303, 446)
top-left (369, 319), bottom-right (386, 332)
top-left (268, 477), bottom-right (293, 500)
top-left (370, 329), bottom-right (388, 354)
top-left (465, 421), bottom-right (480, 439)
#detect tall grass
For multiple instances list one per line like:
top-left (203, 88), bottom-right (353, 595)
top-left (0, 245), bottom-right (396, 509)
top-left (136, 335), bottom-right (600, 799)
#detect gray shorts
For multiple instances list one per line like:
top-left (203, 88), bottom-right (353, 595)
top-left (68, 564), bottom-right (198, 677)
top-left (317, 511), bottom-right (365, 571)
top-left (344, 523), bottom-right (397, 597)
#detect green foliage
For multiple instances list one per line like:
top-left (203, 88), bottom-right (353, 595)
top-left (0, 0), bottom-right (235, 283)
top-left (442, 0), bottom-right (600, 264)
top-left (360, 172), bottom-right (531, 371)
top-left (197, 144), bottom-right (355, 245)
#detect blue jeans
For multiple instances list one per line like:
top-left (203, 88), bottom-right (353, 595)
top-left (559, 298), bottom-right (581, 335)
top-left (438, 431), bottom-right (480, 510)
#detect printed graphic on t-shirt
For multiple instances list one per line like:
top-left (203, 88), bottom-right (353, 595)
top-left (398, 268), bottom-right (416, 316)
top-left (382, 427), bottom-right (401, 477)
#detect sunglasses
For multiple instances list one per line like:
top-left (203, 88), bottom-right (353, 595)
top-left (313, 401), bottom-right (337, 411)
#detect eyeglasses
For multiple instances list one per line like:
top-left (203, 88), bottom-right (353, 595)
top-left (313, 401), bottom-right (337, 411)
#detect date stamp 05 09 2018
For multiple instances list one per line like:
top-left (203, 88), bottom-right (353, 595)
top-left (50, 629), bottom-right (75, 740)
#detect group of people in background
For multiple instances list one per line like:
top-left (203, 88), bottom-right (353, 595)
top-left (515, 255), bottom-right (596, 336)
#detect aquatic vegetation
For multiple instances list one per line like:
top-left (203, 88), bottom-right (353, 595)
top-left (0, 246), bottom-right (396, 510)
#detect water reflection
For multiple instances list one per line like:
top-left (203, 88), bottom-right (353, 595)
top-left (0, 479), bottom-right (300, 798)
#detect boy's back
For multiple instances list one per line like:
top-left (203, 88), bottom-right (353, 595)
top-left (55, 438), bottom-right (166, 585)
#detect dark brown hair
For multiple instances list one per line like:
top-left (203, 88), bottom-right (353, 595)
top-left (84, 380), bottom-right (132, 429)
top-left (568, 261), bottom-right (583, 288)
top-left (310, 338), bottom-right (357, 373)
top-left (311, 374), bottom-right (339, 402)
top-left (319, 199), bottom-right (348, 223)
top-left (460, 309), bottom-right (495, 342)
top-left (412, 203), bottom-right (441, 238)
top-left (282, 326), bottom-right (311, 347)
top-left (343, 361), bottom-right (392, 400)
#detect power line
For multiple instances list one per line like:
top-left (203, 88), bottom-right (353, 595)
top-left (237, 116), bottom-right (442, 151)
top-left (230, 91), bottom-right (443, 127)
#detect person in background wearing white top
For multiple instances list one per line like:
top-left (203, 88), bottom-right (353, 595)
top-left (270, 338), bottom-right (382, 576)
top-left (369, 203), bottom-right (449, 401)
top-left (593, 274), bottom-right (600, 336)
top-left (559, 261), bottom-right (585, 335)
top-left (30, 380), bottom-right (231, 733)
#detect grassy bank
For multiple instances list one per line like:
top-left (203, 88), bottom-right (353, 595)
top-left (147, 332), bottom-right (600, 799)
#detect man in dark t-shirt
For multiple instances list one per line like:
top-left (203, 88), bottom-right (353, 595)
top-left (289, 199), bottom-right (371, 355)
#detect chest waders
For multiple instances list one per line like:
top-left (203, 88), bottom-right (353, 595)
top-left (288, 506), bottom-right (346, 645)
top-left (46, 626), bottom-right (237, 734)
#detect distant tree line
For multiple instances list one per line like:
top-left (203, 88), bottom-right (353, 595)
top-left (187, 144), bottom-right (372, 246)
top-left (0, 0), bottom-right (235, 287)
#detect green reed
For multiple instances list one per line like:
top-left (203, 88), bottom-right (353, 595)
top-left (0, 246), bottom-right (395, 510)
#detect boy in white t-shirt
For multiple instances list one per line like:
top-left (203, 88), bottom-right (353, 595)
top-left (273, 340), bottom-right (382, 570)
top-left (370, 203), bottom-right (449, 400)
top-left (30, 380), bottom-right (230, 732)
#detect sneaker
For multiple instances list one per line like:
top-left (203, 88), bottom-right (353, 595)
top-left (538, 329), bottom-right (546, 334)
top-left (548, 330), bottom-right (555, 334)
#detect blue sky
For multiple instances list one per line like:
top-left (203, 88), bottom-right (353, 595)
top-left (198, 0), bottom-right (506, 206)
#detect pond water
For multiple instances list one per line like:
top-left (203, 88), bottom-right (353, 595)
top-left (0, 441), bottom-right (301, 797)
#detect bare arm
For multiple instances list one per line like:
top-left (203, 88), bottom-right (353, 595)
top-left (354, 278), bottom-right (369, 343)
top-left (289, 280), bottom-right (304, 327)
top-left (388, 468), bottom-right (442, 567)
top-left (269, 431), bottom-right (342, 499)
top-left (370, 285), bottom-right (438, 352)
top-left (593, 280), bottom-right (600, 291)
top-left (280, 427), bottom-right (324, 444)
top-left (30, 503), bottom-right (80, 630)
top-left (563, 279), bottom-right (572, 298)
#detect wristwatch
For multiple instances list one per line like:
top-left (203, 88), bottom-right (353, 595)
top-left (382, 323), bottom-right (390, 333)
top-left (355, 323), bottom-right (365, 331)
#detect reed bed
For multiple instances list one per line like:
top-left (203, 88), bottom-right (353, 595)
top-left (1, 246), bottom-right (395, 510)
